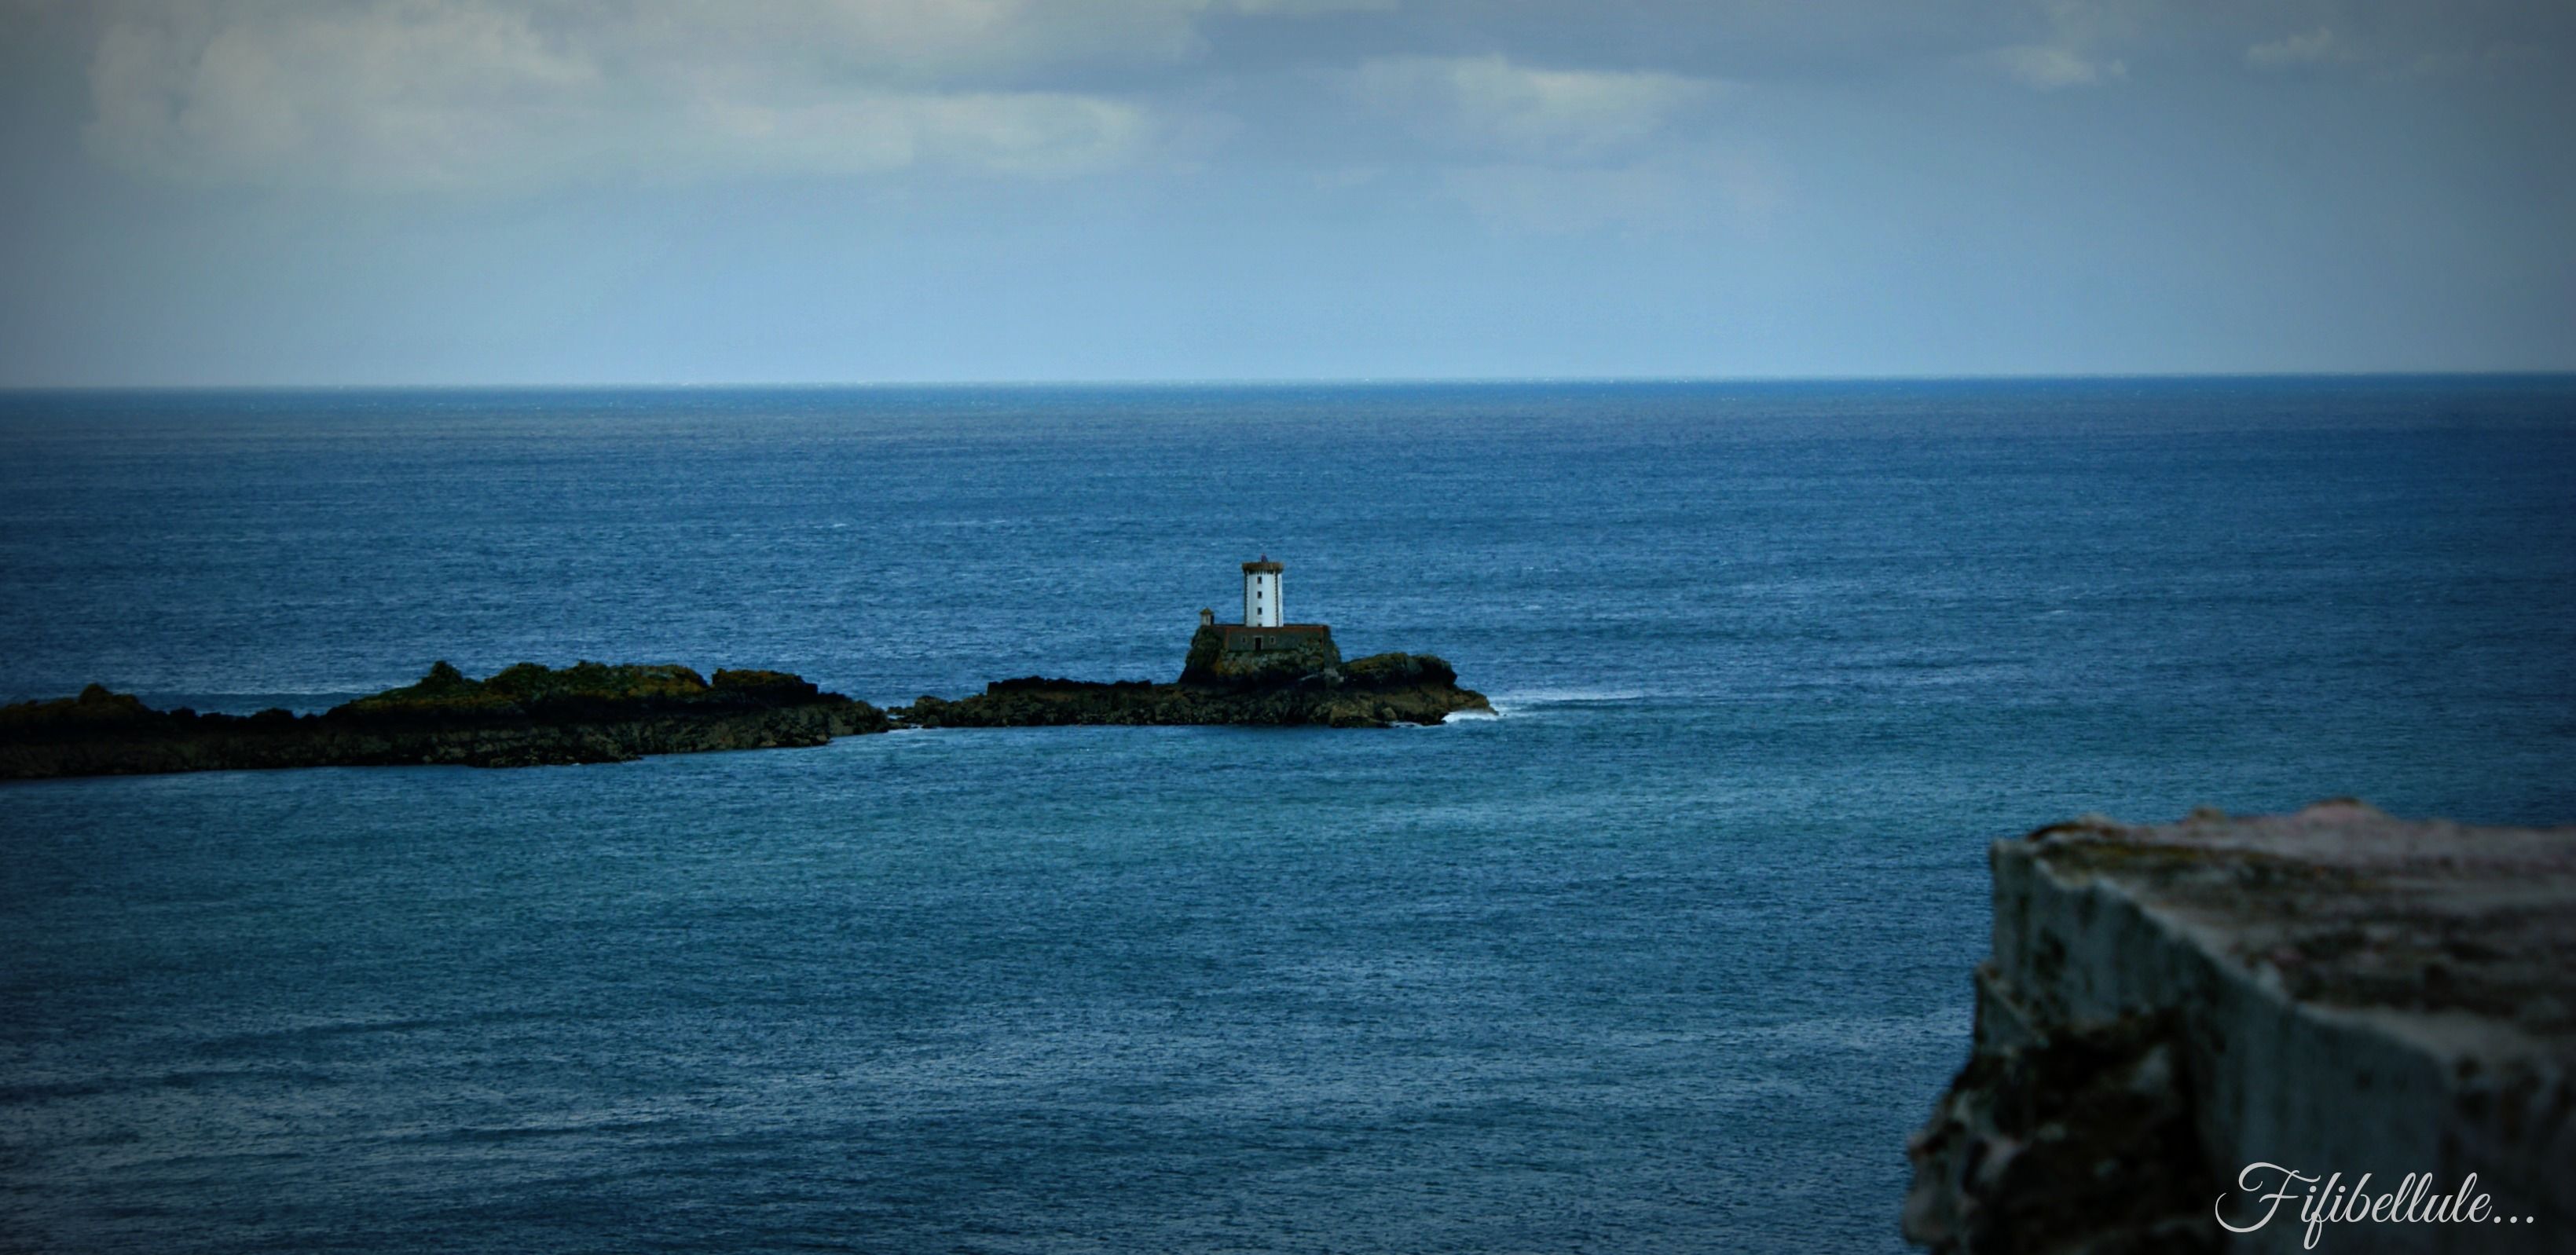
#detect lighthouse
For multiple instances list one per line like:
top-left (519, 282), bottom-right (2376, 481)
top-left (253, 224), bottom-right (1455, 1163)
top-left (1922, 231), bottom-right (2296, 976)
top-left (1181, 556), bottom-right (1339, 683)
top-left (1243, 557), bottom-right (1283, 628)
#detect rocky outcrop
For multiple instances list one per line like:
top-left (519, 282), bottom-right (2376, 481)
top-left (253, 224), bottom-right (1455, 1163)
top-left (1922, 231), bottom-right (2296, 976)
top-left (897, 651), bottom-right (1491, 729)
top-left (1906, 803), bottom-right (2576, 1255)
top-left (2, 631), bottom-right (1495, 778)
top-left (1907, 1008), bottom-right (2222, 1254)
top-left (0, 661), bottom-right (889, 779)
top-left (1179, 623), bottom-right (1342, 685)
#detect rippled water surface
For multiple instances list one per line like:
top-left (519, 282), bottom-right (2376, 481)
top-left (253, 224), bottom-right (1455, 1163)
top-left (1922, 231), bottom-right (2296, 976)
top-left (3, 380), bottom-right (2573, 1252)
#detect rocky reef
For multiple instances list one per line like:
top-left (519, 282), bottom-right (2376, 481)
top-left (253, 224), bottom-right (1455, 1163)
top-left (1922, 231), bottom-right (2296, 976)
top-left (0, 660), bottom-right (889, 779)
top-left (2, 625), bottom-right (1490, 778)
top-left (1906, 802), bottom-right (2574, 1255)
top-left (898, 646), bottom-right (1490, 729)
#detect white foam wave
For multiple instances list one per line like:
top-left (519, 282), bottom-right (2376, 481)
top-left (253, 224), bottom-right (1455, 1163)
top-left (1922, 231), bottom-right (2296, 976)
top-left (1490, 687), bottom-right (1647, 705)
top-left (1482, 687), bottom-right (1651, 716)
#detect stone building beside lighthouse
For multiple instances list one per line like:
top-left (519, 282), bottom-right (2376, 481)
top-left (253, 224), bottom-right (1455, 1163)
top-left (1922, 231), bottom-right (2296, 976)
top-left (1182, 556), bottom-right (1341, 684)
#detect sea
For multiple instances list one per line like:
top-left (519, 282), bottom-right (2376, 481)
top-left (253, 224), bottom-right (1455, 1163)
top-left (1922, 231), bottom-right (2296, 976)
top-left (2, 379), bottom-right (2571, 1253)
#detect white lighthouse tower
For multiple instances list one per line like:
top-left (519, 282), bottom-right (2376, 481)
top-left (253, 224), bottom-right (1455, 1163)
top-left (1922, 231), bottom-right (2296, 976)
top-left (1243, 557), bottom-right (1283, 628)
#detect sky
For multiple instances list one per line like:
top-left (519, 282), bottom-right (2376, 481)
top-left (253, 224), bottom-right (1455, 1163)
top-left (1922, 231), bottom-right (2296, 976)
top-left (0, 0), bottom-right (2571, 385)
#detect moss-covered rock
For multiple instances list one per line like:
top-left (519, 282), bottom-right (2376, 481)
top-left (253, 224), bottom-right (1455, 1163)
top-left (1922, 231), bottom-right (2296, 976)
top-left (896, 648), bottom-right (1488, 730)
top-left (1178, 624), bottom-right (1344, 686)
top-left (1, 629), bottom-right (1486, 776)
top-left (342, 660), bottom-right (724, 719)
top-left (712, 669), bottom-right (826, 701)
top-left (0, 661), bottom-right (889, 780)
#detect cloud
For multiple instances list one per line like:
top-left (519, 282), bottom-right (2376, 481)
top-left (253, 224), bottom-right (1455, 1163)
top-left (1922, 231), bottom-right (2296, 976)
top-left (2242, 20), bottom-right (2562, 80)
top-left (1226, 0), bottom-right (1394, 13)
top-left (1328, 53), bottom-right (1759, 235)
top-left (1345, 54), bottom-right (1725, 160)
top-left (77, 0), bottom-right (1378, 191)
top-left (1968, 0), bottom-right (2140, 90)
top-left (64, 0), bottom-right (2576, 196)
top-left (2246, 26), bottom-right (2346, 68)
top-left (1983, 43), bottom-right (2127, 90)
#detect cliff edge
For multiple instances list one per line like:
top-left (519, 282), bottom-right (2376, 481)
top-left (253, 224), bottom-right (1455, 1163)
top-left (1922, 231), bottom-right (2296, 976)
top-left (1906, 802), bottom-right (2575, 1254)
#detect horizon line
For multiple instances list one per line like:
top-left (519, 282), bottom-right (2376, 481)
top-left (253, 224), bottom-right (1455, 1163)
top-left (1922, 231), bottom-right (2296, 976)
top-left (5, 369), bottom-right (2575, 393)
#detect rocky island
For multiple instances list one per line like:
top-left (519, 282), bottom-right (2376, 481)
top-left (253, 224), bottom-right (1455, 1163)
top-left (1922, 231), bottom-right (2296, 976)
top-left (2, 641), bottom-right (1484, 781)
top-left (0, 661), bottom-right (889, 780)
top-left (0, 561), bottom-right (1490, 779)
top-left (896, 620), bottom-right (1487, 730)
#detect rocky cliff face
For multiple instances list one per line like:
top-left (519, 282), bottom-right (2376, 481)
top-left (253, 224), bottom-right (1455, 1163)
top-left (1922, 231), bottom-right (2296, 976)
top-left (1906, 803), bottom-right (2575, 1255)
top-left (0, 662), bottom-right (889, 779)
top-left (898, 651), bottom-right (1490, 729)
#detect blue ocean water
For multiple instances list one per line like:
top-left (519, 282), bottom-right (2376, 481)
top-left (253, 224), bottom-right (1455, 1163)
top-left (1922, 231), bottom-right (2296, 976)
top-left (1, 379), bottom-right (2571, 1253)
